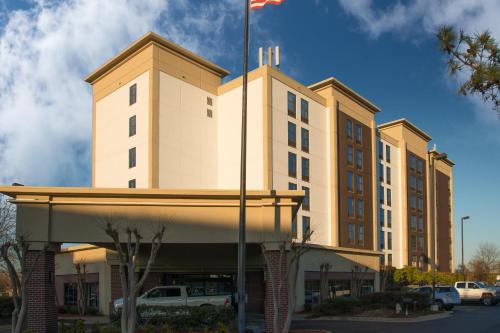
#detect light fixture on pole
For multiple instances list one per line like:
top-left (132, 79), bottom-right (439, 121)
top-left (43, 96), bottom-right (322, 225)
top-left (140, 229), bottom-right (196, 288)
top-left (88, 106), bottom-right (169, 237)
top-left (461, 216), bottom-right (470, 279)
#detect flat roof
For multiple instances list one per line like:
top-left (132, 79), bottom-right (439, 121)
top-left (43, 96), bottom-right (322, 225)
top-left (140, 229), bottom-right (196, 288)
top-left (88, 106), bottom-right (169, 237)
top-left (84, 32), bottom-right (230, 83)
top-left (308, 77), bottom-right (380, 113)
top-left (378, 118), bottom-right (432, 142)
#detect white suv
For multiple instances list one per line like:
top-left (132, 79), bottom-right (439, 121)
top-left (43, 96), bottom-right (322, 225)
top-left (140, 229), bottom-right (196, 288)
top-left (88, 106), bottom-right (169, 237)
top-left (454, 281), bottom-right (500, 306)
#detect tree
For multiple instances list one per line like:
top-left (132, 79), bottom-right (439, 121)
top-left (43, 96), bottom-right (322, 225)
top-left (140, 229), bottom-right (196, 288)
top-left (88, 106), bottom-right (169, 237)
top-left (437, 26), bottom-right (500, 113)
top-left (261, 230), bottom-right (312, 333)
top-left (0, 238), bottom-right (46, 333)
top-left (75, 261), bottom-right (87, 316)
top-left (350, 264), bottom-right (368, 297)
top-left (0, 197), bottom-right (16, 275)
top-left (393, 266), bottom-right (423, 286)
top-left (468, 242), bottom-right (500, 282)
top-left (104, 223), bottom-right (165, 333)
top-left (319, 263), bottom-right (330, 303)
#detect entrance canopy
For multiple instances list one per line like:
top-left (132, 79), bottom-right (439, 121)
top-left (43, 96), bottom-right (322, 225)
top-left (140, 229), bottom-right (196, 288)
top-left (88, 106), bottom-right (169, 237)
top-left (0, 187), bottom-right (303, 246)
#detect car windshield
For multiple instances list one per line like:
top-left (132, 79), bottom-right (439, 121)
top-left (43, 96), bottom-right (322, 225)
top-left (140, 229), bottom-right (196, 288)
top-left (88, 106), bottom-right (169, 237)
top-left (477, 282), bottom-right (487, 288)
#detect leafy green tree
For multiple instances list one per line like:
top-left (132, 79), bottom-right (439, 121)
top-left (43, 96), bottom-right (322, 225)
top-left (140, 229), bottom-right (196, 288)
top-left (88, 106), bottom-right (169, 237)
top-left (393, 266), bottom-right (423, 285)
top-left (437, 26), bottom-right (500, 113)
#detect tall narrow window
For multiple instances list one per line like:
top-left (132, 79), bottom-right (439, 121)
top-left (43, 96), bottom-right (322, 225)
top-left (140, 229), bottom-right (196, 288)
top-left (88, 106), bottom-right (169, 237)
top-left (356, 175), bottom-right (363, 194)
top-left (355, 124), bottom-right (362, 144)
top-left (301, 98), bottom-right (309, 123)
top-left (387, 189), bottom-right (392, 206)
top-left (287, 92), bottom-right (296, 117)
top-left (348, 224), bottom-right (354, 243)
top-left (387, 232), bottom-right (392, 250)
top-left (288, 152), bottom-right (297, 178)
top-left (388, 254), bottom-right (393, 266)
top-left (379, 186), bottom-right (384, 204)
top-left (358, 224), bottom-right (364, 244)
top-left (411, 235), bottom-right (417, 252)
top-left (386, 145), bottom-right (391, 162)
top-left (417, 177), bottom-right (423, 193)
top-left (288, 122), bottom-right (296, 147)
top-left (379, 163), bottom-right (384, 181)
top-left (347, 145), bottom-right (353, 165)
top-left (378, 141), bottom-right (383, 159)
top-left (128, 179), bottom-right (136, 188)
top-left (356, 150), bottom-right (363, 169)
top-left (410, 215), bottom-right (417, 231)
top-left (417, 196), bottom-right (423, 211)
top-left (380, 231), bottom-right (385, 249)
top-left (129, 83), bottom-right (137, 106)
top-left (410, 194), bottom-right (416, 209)
top-left (409, 154), bottom-right (416, 171)
top-left (301, 128), bottom-right (309, 153)
top-left (347, 171), bottom-right (354, 192)
top-left (301, 157), bottom-right (310, 182)
top-left (410, 175), bottom-right (416, 190)
top-left (386, 167), bottom-right (391, 185)
top-left (302, 216), bottom-right (310, 238)
top-left (129, 115), bottom-right (136, 137)
top-left (387, 210), bottom-right (392, 228)
top-left (129, 147), bottom-right (136, 168)
top-left (379, 208), bottom-right (384, 226)
top-left (418, 235), bottom-right (424, 251)
top-left (302, 186), bottom-right (310, 211)
top-left (357, 199), bottom-right (363, 219)
top-left (418, 216), bottom-right (424, 232)
top-left (346, 119), bottom-right (353, 139)
top-left (347, 197), bottom-right (354, 217)
top-left (416, 159), bottom-right (423, 174)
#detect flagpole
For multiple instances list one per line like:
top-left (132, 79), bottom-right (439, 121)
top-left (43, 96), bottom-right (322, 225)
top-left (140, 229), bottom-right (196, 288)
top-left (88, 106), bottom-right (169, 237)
top-left (237, 0), bottom-right (250, 332)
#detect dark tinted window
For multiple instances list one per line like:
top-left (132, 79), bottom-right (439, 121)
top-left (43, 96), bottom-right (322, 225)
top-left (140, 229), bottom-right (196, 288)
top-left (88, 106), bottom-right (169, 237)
top-left (129, 115), bottom-right (136, 137)
top-left (128, 179), bottom-right (136, 188)
top-left (164, 288), bottom-right (181, 297)
top-left (288, 92), bottom-right (296, 117)
top-left (301, 99), bottom-right (309, 123)
top-left (288, 152), bottom-right (296, 178)
top-left (301, 128), bottom-right (309, 152)
top-left (456, 282), bottom-right (466, 289)
top-left (129, 83), bottom-right (137, 105)
top-left (288, 122), bottom-right (296, 147)
top-left (437, 287), bottom-right (452, 292)
top-left (129, 147), bottom-right (136, 168)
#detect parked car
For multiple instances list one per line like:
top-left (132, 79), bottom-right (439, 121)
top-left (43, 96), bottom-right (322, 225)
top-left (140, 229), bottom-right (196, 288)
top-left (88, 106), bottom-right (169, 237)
top-left (411, 285), bottom-right (461, 310)
top-left (496, 275), bottom-right (500, 287)
top-left (454, 281), bottom-right (500, 306)
top-left (113, 285), bottom-right (232, 312)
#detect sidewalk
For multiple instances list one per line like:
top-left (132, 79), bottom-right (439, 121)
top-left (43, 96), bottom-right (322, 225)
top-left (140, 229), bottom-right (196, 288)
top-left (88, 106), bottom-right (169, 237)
top-left (308, 311), bottom-right (453, 323)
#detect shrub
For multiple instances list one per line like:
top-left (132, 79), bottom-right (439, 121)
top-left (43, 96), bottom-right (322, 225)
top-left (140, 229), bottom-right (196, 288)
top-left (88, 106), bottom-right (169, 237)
top-left (359, 291), bottom-right (430, 311)
top-left (100, 325), bottom-right (120, 333)
top-left (73, 319), bottom-right (85, 333)
top-left (0, 296), bottom-right (13, 319)
top-left (90, 322), bottom-right (101, 333)
top-left (319, 297), bottom-right (361, 316)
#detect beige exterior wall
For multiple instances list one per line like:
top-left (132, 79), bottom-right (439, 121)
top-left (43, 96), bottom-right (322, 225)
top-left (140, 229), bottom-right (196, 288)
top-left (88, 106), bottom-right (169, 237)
top-left (271, 78), bottom-right (330, 245)
top-left (95, 71), bottom-right (150, 188)
top-left (158, 71), bottom-right (219, 189)
top-left (217, 77), bottom-right (265, 190)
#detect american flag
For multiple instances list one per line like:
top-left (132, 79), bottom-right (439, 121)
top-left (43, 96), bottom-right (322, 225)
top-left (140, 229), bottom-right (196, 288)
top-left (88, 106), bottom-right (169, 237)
top-left (250, 0), bottom-right (285, 10)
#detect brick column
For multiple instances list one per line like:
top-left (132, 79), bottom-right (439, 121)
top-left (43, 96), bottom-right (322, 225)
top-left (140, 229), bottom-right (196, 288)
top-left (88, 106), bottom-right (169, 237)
top-left (26, 250), bottom-right (57, 333)
top-left (264, 250), bottom-right (288, 333)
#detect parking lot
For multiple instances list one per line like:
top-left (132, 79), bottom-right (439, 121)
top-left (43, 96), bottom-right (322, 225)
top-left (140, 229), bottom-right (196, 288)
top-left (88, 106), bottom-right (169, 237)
top-left (292, 304), bottom-right (500, 333)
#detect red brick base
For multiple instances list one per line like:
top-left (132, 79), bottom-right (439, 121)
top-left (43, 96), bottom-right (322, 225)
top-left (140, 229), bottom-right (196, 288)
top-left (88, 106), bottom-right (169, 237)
top-left (264, 250), bottom-right (288, 333)
top-left (26, 250), bottom-right (57, 333)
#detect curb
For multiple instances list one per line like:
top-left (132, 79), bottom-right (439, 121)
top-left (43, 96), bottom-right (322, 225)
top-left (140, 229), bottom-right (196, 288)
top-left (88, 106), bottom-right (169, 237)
top-left (309, 311), bottom-right (453, 323)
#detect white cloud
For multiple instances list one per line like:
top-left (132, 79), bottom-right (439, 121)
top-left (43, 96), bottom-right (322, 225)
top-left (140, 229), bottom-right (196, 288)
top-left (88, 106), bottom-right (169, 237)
top-left (0, 0), bottom-right (249, 186)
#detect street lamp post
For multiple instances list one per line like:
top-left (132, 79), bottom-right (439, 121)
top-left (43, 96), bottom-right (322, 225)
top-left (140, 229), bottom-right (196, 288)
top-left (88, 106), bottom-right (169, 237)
top-left (429, 151), bottom-right (448, 307)
top-left (461, 216), bottom-right (470, 280)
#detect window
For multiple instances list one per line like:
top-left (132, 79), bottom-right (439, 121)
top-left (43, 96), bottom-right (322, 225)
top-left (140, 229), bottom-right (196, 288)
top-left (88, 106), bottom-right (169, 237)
top-left (410, 215), bottom-right (417, 231)
top-left (288, 182), bottom-right (297, 190)
top-left (387, 232), bottom-right (392, 250)
top-left (409, 154), bottom-right (416, 171)
top-left (387, 210), bottom-right (392, 228)
top-left (356, 150), bottom-right (363, 169)
top-left (456, 282), bottom-right (466, 289)
top-left (378, 141), bottom-right (383, 159)
top-left (358, 224), bottom-right (364, 244)
top-left (302, 216), bottom-right (310, 237)
top-left (348, 224), bottom-right (354, 243)
top-left (347, 171), bottom-right (354, 191)
top-left (411, 256), bottom-right (417, 267)
top-left (128, 179), bottom-right (136, 188)
top-left (379, 186), bottom-right (384, 204)
top-left (416, 159), bottom-right (423, 174)
top-left (165, 288), bottom-right (181, 297)
top-left (417, 177), bottom-right (423, 193)
top-left (288, 152), bottom-right (297, 178)
top-left (386, 145), bottom-right (391, 162)
top-left (347, 145), bottom-right (353, 164)
top-left (301, 157), bottom-right (310, 181)
top-left (410, 175), bottom-right (416, 190)
top-left (355, 125), bottom-right (362, 144)
top-left (301, 128), bottom-right (309, 152)
top-left (129, 83), bottom-right (137, 105)
top-left (356, 175), bottom-right (363, 194)
top-left (302, 186), bottom-right (310, 211)
top-left (388, 254), bottom-right (393, 267)
top-left (207, 109), bottom-right (213, 118)
top-left (347, 197), bottom-right (354, 217)
top-left (386, 167), bottom-right (391, 185)
top-left (410, 194), bottom-right (416, 209)
top-left (417, 196), bottom-right (423, 211)
top-left (301, 99), bottom-right (309, 123)
top-left (379, 208), bottom-right (384, 226)
top-left (129, 147), bottom-right (136, 168)
top-left (418, 235), bottom-right (424, 251)
top-left (288, 92), bottom-right (296, 117)
top-left (411, 235), bottom-right (417, 252)
top-left (380, 231), bottom-right (385, 249)
top-left (346, 119), bottom-right (353, 139)
top-left (288, 122), bottom-right (296, 147)
top-left (357, 199), bottom-right (363, 219)
top-left (129, 115), bottom-right (136, 137)
top-left (387, 189), bottom-right (392, 206)
top-left (207, 96), bottom-right (213, 106)
top-left (379, 163), bottom-right (384, 181)
top-left (64, 283), bottom-right (77, 305)
top-left (418, 216), bottom-right (424, 232)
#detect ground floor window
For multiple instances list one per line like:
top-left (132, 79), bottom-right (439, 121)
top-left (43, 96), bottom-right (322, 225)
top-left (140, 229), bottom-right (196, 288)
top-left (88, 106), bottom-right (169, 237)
top-left (63, 282), bottom-right (99, 308)
top-left (304, 277), bottom-right (374, 306)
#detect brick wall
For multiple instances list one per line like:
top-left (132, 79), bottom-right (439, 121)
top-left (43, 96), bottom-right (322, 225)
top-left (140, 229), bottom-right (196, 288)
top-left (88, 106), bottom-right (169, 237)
top-left (264, 250), bottom-right (288, 333)
top-left (26, 250), bottom-right (57, 333)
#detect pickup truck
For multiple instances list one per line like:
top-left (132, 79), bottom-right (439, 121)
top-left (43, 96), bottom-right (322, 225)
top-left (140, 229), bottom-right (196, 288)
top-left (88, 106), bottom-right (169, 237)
top-left (454, 281), bottom-right (500, 306)
top-left (113, 285), bottom-right (232, 312)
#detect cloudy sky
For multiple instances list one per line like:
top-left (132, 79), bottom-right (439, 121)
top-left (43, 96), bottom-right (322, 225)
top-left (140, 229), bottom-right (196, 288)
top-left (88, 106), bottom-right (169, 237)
top-left (0, 0), bottom-right (499, 263)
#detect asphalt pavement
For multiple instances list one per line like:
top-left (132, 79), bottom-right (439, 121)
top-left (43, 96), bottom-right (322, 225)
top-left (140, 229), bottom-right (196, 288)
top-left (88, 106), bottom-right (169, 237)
top-left (291, 304), bottom-right (500, 333)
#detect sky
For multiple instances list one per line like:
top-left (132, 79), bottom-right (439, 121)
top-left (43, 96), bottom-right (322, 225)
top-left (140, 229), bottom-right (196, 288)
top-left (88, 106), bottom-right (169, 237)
top-left (0, 0), bottom-right (499, 266)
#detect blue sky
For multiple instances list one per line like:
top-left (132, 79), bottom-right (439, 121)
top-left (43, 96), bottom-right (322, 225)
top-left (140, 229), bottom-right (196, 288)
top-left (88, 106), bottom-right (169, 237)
top-left (0, 0), bottom-right (499, 266)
